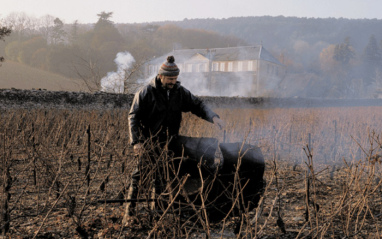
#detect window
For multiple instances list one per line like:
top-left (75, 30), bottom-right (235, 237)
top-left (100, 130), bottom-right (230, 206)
top-left (248, 61), bottom-right (254, 71)
top-left (193, 64), bottom-right (198, 72)
top-left (213, 62), bottom-right (219, 71)
top-left (237, 61), bottom-right (243, 71)
top-left (194, 64), bottom-right (199, 72)
top-left (199, 63), bottom-right (207, 72)
top-left (186, 64), bottom-right (192, 72)
top-left (220, 62), bottom-right (225, 71)
top-left (228, 62), bottom-right (233, 72)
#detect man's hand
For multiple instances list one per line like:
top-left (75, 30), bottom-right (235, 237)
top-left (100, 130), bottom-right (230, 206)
top-left (133, 143), bottom-right (144, 156)
top-left (213, 117), bottom-right (225, 130)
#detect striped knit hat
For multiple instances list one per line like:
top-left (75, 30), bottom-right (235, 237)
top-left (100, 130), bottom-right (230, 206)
top-left (158, 56), bottom-right (180, 76)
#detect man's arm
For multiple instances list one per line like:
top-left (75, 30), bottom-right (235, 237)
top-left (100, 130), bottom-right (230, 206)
top-left (128, 91), bottom-right (144, 145)
top-left (182, 88), bottom-right (225, 128)
top-left (212, 115), bottom-right (225, 130)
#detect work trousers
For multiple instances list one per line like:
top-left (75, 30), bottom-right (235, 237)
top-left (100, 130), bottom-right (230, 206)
top-left (126, 136), bottom-right (181, 216)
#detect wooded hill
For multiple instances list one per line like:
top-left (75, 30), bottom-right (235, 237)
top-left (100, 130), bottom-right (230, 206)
top-left (157, 16), bottom-right (382, 55)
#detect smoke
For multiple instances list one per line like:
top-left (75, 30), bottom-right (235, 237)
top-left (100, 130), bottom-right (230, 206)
top-left (180, 74), bottom-right (257, 97)
top-left (137, 73), bottom-right (156, 85)
top-left (180, 73), bottom-right (258, 97)
top-left (101, 51), bottom-right (135, 93)
top-left (180, 74), bottom-right (214, 96)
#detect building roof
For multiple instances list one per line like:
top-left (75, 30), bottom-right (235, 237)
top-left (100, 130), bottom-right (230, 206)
top-left (149, 46), bottom-right (283, 65)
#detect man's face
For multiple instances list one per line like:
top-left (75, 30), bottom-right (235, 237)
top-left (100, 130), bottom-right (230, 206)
top-left (159, 75), bottom-right (178, 89)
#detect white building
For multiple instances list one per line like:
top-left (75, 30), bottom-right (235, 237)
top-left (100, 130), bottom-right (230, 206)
top-left (146, 46), bottom-right (286, 97)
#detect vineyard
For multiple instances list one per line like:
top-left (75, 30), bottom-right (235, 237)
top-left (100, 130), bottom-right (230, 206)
top-left (1, 94), bottom-right (382, 238)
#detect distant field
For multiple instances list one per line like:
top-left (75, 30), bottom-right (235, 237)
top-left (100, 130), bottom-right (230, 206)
top-left (181, 105), bottom-right (382, 163)
top-left (0, 60), bottom-right (88, 92)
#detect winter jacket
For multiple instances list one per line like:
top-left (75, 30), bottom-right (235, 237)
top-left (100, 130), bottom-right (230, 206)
top-left (128, 76), bottom-right (218, 145)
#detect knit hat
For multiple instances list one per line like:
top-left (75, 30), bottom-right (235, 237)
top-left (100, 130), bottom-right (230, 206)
top-left (158, 56), bottom-right (180, 76)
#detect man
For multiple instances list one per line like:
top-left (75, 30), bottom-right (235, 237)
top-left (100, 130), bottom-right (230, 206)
top-left (124, 55), bottom-right (224, 220)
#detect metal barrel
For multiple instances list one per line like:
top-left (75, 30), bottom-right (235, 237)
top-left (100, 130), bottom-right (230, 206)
top-left (219, 142), bottom-right (265, 181)
top-left (171, 137), bottom-right (265, 222)
top-left (172, 135), bottom-right (218, 167)
top-left (207, 142), bottom-right (265, 222)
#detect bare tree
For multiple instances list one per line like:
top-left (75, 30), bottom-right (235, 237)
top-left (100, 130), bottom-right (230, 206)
top-left (38, 15), bottom-right (55, 43)
top-left (72, 55), bottom-right (103, 92)
top-left (0, 25), bottom-right (12, 66)
top-left (3, 12), bottom-right (36, 39)
top-left (68, 20), bottom-right (79, 45)
top-left (72, 54), bottom-right (148, 93)
top-left (123, 58), bottom-right (147, 94)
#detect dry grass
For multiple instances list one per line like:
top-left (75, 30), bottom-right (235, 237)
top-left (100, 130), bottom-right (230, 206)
top-left (182, 106), bottom-right (382, 164)
top-left (0, 105), bottom-right (382, 238)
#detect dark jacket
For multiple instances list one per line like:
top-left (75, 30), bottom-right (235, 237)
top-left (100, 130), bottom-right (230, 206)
top-left (129, 76), bottom-right (218, 145)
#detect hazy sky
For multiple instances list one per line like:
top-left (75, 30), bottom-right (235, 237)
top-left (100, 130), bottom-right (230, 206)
top-left (2, 0), bottom-right (381, 24)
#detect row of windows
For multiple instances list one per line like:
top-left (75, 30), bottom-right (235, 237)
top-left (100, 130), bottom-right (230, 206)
top-left (213, 61), bottom-right (255, 72)
top-left (149, 60), bottom-right (257, 74)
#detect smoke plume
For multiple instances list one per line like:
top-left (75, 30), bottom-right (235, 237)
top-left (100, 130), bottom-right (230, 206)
top-left (101, 51), bottom-right (135, 93)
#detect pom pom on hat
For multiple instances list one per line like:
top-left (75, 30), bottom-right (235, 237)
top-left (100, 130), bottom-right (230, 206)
top-left (167, 56), bottom-right (175, 63)
top-left (158, 55), bottom-right (180, 76)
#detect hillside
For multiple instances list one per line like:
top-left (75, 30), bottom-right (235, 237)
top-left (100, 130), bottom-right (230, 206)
top-left (0, 60), bottom-right (88, 92)
top-left (156, 16), bottom-right (382, 54)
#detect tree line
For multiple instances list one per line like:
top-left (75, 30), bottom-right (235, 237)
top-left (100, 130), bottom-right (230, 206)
top-left (1, 13), bottom-right (382, 98)
top-left (0, 11), bottom-right (244, 91)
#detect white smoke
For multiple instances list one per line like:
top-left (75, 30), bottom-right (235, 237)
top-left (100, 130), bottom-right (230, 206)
top-left (137, 73), bottom-right (156, 85)
top-left (180, 74), bottom-right (215, 96)
top-left (180, 73), bottom-right (260, 97)
top-left (101, 51), bottom-right (135, 93)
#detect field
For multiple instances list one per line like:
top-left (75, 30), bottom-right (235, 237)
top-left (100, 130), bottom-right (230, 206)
top-left (0, 61), bottom-right (87, 92)
top-left (1, 105), bottom-right (382, 238)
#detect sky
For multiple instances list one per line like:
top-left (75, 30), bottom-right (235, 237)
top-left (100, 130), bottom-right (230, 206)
top-left (1, 0), bottom-right (381, 24)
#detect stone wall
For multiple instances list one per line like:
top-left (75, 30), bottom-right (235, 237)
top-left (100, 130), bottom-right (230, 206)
top-left (1, 88), bottom-right (382, 110)
top-left (0, 89), bottom-right (134, 110)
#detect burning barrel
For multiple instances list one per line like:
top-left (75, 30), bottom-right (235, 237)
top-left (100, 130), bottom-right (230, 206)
top-left (208, 142), bottom-right (265, 221)
top-left (172, 136), bottom-right (265, 222)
